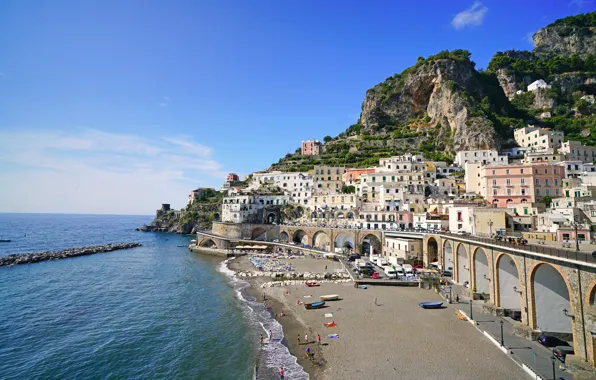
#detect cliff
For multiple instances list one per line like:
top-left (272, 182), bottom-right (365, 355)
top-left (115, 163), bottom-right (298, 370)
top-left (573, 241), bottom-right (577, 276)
top-left (140, 197), bottom-right (222, 234)
top-left (265, 12), bottom-right (596, 173)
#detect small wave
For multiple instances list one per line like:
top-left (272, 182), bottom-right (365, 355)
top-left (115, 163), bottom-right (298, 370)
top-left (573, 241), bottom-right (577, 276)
top-left (217, 259), bottom-right (309, 380)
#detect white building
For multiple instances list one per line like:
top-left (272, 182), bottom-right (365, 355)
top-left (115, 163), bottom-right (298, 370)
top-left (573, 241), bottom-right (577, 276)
top-left (559, 141), bottom-right (596, 163)
top-left (222, 194), bottom-right (289, 223)
top-left (527, 79), bottom-right (551, 92)
top-left (448, 207), bottom-right (473, 234)
top-left (514, 126), bottom-right (564, 151)
top-left (454, 150), bottom-right (508, 166)
top-left (383, 237), bottom-right (422, 260)
top-left (250, 171), bottom-right (312, 205)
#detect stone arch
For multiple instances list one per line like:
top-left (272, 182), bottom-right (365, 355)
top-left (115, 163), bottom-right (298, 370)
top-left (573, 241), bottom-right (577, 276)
top-left (251, 227), bottom-right (267, 241)
top-left (495, 253), bottom-right (522, 310)
top-left (427, 237), bottom-right (439, 266)
top-left (443, 240), bottom-right (453, 271)
top-left (199, 238), bottom-right (217, 248)
top-left (336, 212), bottom-right (344, 219)
top-left (456, 243), bottom-right (469, 285)
top-left (266, 212), bottom-right (277, 224)
top-left (360, 234), bottom-right (381, 256)
top-left (472, 247), bottom-right (490, 296)
top-left (346, 212), bottom-right (354, 219)
top-left (313, 231), bottom-right (331, 250)
top-left (293, 230), bottom-right (308, 245)
top-left (529, 262), bottom-right (573, 336)
top-left (587, 279), bottom-right (596, 366)
top-left (334, 232), bottom-right (354, 253)
top-left (279, 231), bottom-right (289, 243)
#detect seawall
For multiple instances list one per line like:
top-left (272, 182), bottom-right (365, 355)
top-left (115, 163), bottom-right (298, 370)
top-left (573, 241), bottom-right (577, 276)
top-left (0, 243), bottom-right (143, 267)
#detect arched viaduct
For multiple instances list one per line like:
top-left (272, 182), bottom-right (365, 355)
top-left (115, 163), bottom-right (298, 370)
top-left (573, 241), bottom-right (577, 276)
top-left (278, 225), bottom-right (383, 255)
top-left (422, 233), bottom-right (596, 366)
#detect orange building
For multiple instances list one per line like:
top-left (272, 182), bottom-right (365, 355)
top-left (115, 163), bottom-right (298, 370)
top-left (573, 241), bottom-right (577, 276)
top-left (344, 168), bottom-right (376, 185)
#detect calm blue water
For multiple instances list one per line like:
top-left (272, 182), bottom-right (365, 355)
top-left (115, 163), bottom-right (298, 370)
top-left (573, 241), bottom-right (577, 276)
top-left (0, 213), bottom-right (260, 380)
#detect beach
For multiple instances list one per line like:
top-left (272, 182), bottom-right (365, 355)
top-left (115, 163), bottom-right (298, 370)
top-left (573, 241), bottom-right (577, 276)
top-left (230, 255), bottom-right (528, 380)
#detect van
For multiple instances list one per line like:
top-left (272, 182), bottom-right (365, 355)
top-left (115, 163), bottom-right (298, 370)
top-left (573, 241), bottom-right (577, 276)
top-left (384, 267), bottom-right (397, 279)
top-left (380, 259), bottom-right (389, 267)
top-left (402, 264), bottom-right (413, 275)
top-left (395, 266), bottom-right (406, 277)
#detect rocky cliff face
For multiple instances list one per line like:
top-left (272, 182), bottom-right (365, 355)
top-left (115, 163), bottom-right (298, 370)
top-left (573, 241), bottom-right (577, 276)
top-left (533, 26), bottom-right (596, 58)
top-left (359, 57), bottom-right (500, 151)
top-left (141, 203), bottom-right (221, 234)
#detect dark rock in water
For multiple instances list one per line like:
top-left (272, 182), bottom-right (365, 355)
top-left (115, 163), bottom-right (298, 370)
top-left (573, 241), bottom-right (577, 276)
top-left (0, 243), bottom-right (142, 267)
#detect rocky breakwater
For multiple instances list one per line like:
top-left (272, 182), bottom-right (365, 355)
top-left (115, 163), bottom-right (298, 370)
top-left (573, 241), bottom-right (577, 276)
top-left (0, 243), bottom-right (142, 267)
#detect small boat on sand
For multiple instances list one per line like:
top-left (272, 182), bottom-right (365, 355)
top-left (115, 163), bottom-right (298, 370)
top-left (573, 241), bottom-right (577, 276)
top-left (419, 301), bottom-right (443, 309)
top-left (305, 301), bottom-right (326, 310)
top-left (306, 281), bottom-right (320, 287)
top-left (320, 294), bottom-right (340, 301)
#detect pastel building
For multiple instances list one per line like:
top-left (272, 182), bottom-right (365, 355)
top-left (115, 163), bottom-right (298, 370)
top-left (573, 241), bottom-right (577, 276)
top-left (344, 168), bottom-right (376, 185)
top-left (301, 140), bottom-right (322, 156)
top-left (514, 127), bottom-right (564, 151)
top-left (454, 150), bottom-right (508, 166)
top-left (482, 164), bottom-right (564, 208)
top-left (559, 141), bottom-right (596, 163)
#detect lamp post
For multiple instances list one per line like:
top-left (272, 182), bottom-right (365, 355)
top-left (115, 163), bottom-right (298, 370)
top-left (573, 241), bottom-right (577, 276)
top-left (551, 353), bottom-right (556, 380)
top-left (488, 219), bottom-right (493, 238)
top-left (573, 216), bottom-right (580, 252)
top-left (469, 299), bottom-right (473, 320)
top-left (500, 320), bottom-right (504, 347)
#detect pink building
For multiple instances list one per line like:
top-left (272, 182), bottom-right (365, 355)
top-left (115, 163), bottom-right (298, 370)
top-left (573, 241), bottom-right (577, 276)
top-left (483, 164), bottom-right (563, 208)
top-left (301, 140), bottom-right (322, 156)
top-left (226, 173), bottom-right (239, 182)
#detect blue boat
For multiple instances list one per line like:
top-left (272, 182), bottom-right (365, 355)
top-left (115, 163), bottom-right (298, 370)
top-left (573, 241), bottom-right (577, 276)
top-left (304, 301), bottom-right (326, 310)
top-left (419, 301), bottom-right (443, 309)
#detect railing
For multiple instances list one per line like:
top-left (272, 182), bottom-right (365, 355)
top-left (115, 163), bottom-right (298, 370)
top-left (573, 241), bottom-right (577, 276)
top-left (439, 232), bottom-right (596, 265)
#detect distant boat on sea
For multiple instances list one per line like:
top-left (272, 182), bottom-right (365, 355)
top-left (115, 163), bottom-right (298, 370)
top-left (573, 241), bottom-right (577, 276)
top-left (0, 239), bottom-right (11, 243)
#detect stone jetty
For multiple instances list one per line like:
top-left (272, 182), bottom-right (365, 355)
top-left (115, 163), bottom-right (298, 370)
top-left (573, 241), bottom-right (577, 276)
top-left (0, 243), bottom-right (142, 267)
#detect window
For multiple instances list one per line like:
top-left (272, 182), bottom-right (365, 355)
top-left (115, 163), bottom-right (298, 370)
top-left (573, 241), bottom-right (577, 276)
top-left (536, 188), bottom-right (541, 195)
top-left (521, 188), bottom-right (526, 195)
top-left (506, 179), bottom-right (511, 185)
top-left (535, 178), bottom-right (540, 185)
top-left (521, 178), bottom-right (525, 185)
top-left (506, 169), bottom-right (510, 175)
top-left (507, 188), bottom-right (512, 195)
top-left (520, 169), bottom-right (524, 174)
top-left (556, 188), bottom-right (560, 195)
top-left (545, 179), bottom-right (550, 186)
top-left (492, 179), bottom-right (497, 186)
top-left (493, 189), bottom-right (497, 195)
top-left (546, 188), bottom-right (550, 196)
top-left (492, 170), bottom-right (496, 175)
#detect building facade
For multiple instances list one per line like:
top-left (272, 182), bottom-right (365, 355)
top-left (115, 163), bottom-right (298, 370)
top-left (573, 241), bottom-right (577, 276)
top-left (301, 140), bottom-right (322, 156)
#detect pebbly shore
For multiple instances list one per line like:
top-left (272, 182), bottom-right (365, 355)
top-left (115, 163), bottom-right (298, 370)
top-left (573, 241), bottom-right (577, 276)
top-left (0, 243), bottom-right (142, 267)
top-left (229, 255), bottom-right (528, 380)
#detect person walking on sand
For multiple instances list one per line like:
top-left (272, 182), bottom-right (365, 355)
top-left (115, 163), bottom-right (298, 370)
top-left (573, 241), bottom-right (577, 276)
top-left (297, 334), bottom-right (301, 345)
top-left (259, 334), bottom-right (263, 346)
top-left (317, 334), bottom-right (321, 345)
top-left (304, 333), bottom-right (308, 344)
top-left (269, 329), bottom-right (273, 341)
top-left (325, 265), bottom-right (327, 271)
top-left (374, 297), bottom-right (378, 306)
top-left (279, 367), bottom-right (285, 379)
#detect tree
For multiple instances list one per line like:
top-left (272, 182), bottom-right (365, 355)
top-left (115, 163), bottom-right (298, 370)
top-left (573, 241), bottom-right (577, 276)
top-left (341, 185), bottom-right (356, 194)
top-left (540, 196), bottom-right (553, 208)
top-left (323, 135), bottom-right (332, 143)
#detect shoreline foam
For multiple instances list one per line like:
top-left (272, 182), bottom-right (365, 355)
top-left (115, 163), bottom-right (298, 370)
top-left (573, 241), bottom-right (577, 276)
top-left (218, 257), bottom-right (310, 380)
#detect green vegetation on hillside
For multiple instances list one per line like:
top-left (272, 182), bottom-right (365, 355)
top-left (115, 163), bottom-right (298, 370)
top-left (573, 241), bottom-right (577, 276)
top-left (547, 11), bottom-right (596, 30)
top-left (488, 51), bottom-right (596, 80)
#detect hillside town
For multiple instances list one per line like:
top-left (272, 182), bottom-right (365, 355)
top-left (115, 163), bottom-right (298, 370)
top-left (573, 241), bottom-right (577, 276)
top-left (210, 125), bottom-right (596, 255)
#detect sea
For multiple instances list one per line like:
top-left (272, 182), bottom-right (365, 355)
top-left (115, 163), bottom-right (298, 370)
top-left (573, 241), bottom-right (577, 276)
top-left (0, 213), bottom-right (307, 380)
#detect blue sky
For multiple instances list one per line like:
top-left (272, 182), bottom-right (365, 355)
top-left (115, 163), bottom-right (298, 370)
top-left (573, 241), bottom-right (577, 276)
top-left (0, 0), bottom-right (593, 214)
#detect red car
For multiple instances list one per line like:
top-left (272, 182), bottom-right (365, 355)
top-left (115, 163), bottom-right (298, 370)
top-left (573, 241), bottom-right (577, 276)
top-left (372, 272), bottom-right (380, 279)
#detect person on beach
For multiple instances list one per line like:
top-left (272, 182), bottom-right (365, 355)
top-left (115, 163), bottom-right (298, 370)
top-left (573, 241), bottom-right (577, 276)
top-left (305, 346), bottom-right (310, 358)
top-left (279, 367), bottom-right (285, 379)
top-left (374, 297), bottom-right (378, 306)
top-left (304, 333), bottom-right (308, 344)
top-left (297, 334), bottom-right (301, 345)
top-left (317, 334), bottom-right (321, 345)
top-left (269, 329), bottom-right (273, 341)
top-left (259, 334), bottom-right (263, 346)
top-left (325, 265), bottom-right (327, 271)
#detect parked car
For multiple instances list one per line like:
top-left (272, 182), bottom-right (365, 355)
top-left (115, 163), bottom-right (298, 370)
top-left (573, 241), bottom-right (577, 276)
top-left (509, 310), bottom-right (522, 321)
top-left (538, 335), bottom-right (570, 348)
top-left (553, 346), bottom-right (574, 363)
top-left (372, 272), bottom-right (380, 279)
top-left (442, 270), bottom-right (452, 277)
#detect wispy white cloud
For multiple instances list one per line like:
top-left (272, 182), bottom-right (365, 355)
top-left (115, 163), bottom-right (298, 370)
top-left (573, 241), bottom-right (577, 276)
top-left (569, 0), bottom-right (593, 8)
top-left (159, 96), bottom-right (171, 107)
top-left (523, 32), bottom-right (535, 45)
top-left (0, 129), bottom-right (229, 214)
top-left (451, 1), bottom-right (488, 30)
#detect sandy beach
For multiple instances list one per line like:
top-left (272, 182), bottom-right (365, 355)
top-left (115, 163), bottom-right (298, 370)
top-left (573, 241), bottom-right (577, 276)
top-left (230, 255), bottom-right (527, 380)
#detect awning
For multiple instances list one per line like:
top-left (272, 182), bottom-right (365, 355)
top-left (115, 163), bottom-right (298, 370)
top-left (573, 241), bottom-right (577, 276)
top-left (430, 261), bottom-right (440, 265)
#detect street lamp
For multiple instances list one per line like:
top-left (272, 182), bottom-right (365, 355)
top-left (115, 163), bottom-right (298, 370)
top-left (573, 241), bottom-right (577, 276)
top-left (573, 216), bottom-right (580, 252)
top-left (488, 219), bottom-right (493, 238)
top-left (469, 299), bottom-right (473, 320)
top-left (551, 353), bottom-right (556, 380)
top-left (513, 286), bottom-right (522, 294)
top-left (563, 308), bottom-right (575, 319)
top-left (500, 320), bottom-right (504, 347)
